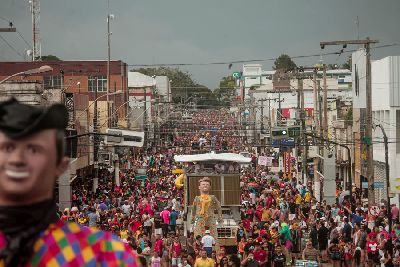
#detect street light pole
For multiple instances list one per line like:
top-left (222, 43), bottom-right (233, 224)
top-left (106, 4), bottom-right (114, 128)
top-left (375, 124), bottom-right (392, 233)
top-left (93, 77), bottom-right (99, 193)
top-left (305, 132), bottom-right (354, 211)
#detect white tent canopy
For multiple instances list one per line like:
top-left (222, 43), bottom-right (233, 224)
top-left (174, 152), bottom-right (251, 163)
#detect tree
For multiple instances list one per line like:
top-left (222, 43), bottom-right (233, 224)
top-left (38, 55), bottom-right (61, 61)
top-left (273, 54), bottom-right (297, 71)
top-left (327, 64), bottom-right (339, 70)
top-left (213, 76), bottom-right (236, 107)
top-left (341, 56), bottom-right (352, 70)
top-left (133, 67), bottom-right (211, 103)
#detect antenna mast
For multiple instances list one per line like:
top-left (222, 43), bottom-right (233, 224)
top-left (30, 0), bottom-right (41, 61)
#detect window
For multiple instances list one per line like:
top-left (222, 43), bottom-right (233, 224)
top-left (88, 76), bottom-right (107, 92)
top-left (43, 75), bottom-right (63, 89)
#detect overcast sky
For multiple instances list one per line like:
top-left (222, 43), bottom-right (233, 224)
top-left (1, 0), bottom-right (399, 88)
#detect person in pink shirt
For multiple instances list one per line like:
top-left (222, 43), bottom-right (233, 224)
top-left (160, 207), bottom-right (170, 237)
top-left (153, 234), bottom-right (164, 256)
top-left (392, 204), bottom-right (399, 223)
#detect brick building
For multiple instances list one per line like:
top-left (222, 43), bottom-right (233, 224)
top-left (0, 60), bottom-right (129, 131)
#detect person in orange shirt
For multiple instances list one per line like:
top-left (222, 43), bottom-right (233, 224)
top-left (238, 236), bottom-right (247, 259)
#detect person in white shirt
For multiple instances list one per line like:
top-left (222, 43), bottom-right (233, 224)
top-left (171, 198), bottom-right (177, 210)
top-left (151, 251), bottom-right (161, 267)
top-left (178, 258), bottom-right (191, 267)
top-left (201, 230), bottom-right (216, 257)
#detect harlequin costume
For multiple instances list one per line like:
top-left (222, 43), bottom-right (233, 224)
top-left (191, 194), bottom-right (222, 239)
top-left (0, 99), bottom-right (137, 266)
top-left (0, 220), bottom-right (137, 266)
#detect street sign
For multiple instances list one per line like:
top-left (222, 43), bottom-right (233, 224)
top-left (288, 126), bottom-right (301, 137)
top-left (105, 129), bottom-right (144, 147)
top-left (232, 72), bottom-right (241, 79)
top-left (362, 182), bottom-right (368, 189)
top-left (361, 136), bottom-right (372, 145)
top-left (271, 127), bottom-right (288, 140)
top-left (272, 138), bottom-right (295, 147)
top-left (258, 156), bottom-right (273, 166)
top-left (135, 175), bottom-right (147, 181)
top-left (374, 181), bottom-right (384, 189)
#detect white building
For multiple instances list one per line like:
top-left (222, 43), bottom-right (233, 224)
top-left (371, 56), bottom-right (400, 201)
top-left (246, 67), bottom-right (352, 129)
top-left (127, 72), bottom-right (155, 130)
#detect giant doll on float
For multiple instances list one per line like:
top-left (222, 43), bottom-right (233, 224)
top-left (191, 176), bottom-right (223, 239)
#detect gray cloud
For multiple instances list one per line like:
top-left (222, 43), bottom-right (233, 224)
top-left (1, 0), bottom-right (399, 88)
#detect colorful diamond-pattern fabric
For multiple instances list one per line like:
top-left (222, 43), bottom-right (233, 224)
top-left (0, 220), bottom-right (138, 267)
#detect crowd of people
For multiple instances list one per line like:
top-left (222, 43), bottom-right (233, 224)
top-left (62, 109), bottom-right (400, 267)
top-left (238, 163), bottom-right (400, 267)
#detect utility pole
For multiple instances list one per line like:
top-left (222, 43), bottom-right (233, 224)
top-left (313, 70), bottom-right (319, 135)
top-left (259, 99), bottom-right (266, 134)
top-left (263, 98), bottom-right (279, 132)
top-left (320, 38), bottom-right (378, 205)
top-left (323, 64), bottom-right (328, 139)
top-left (318, 80), bottom-right (323, 138)
top-left (143, 87), bottom-right (147, 148)
top-left (259, 97), bottom-right (279, 147)
top-left (276, 92), bottom-right (284, 126)
top-left (300, 79), bottom-right (308, 184)
top-left (93, 76), bottom-right (99, 193)
top-left (365, 39), bottom-right (374, 205)
top-left (250, 89), bottom-right (256, 144)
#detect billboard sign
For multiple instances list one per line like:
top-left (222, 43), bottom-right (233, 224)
top-left (105, 129), bottom-right (144, 147)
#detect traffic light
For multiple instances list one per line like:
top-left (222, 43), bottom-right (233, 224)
top-left (271, 127), bottom-right (288, 140)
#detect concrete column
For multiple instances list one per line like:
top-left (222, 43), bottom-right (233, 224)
top-left (93, 177), bottom-right (99, 192)
top-left (115, 157), bottom-right (120, 187)
top-left (58, 165), bottom-right (72, 211)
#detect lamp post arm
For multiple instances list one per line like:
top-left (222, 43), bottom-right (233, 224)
top-left (375, 124), bottom-right (391, 233)
top-left (304, 132), bottom-right (354, 211)
top-left (74, 91), bottom-right (123, 121)
top-left (0, 71), bottom-right (25, 84)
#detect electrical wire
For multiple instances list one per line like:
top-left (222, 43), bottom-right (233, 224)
top-left (0, 34), bottom-right (24, 58)
top-left (10, 42), bottom-right (397, 70)
top-left (0, 16), bottom-right (31, 49)
top-left (0, 16), bottom-right (10, 23)
top-left (16, 30), bottom-right (31, 49)
top-left (126, 43), bottom-right (400, 67)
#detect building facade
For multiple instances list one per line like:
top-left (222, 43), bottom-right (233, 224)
top-left (371, 56), bottom-right (400, 202)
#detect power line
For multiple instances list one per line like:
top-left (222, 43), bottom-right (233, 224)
top-left (127, 43), bottom-right (400, 67)
top-left (0, 16), bottom-right (11, 24)
top-left (16, 30), bottom-right (31, 49)
top-left (0, 16), bottom-right (31, 49)
top-left (0, 34), bottom-right (24, 58)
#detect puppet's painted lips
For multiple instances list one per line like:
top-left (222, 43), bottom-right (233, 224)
top-left (5, 169), bottom-right (30, 179)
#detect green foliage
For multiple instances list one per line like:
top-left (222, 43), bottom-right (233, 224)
top-left (345, 108), bottom-right (353, 126)
top-left (342, 56), bottom-right (352, 70)
top-left (38, 55), bottom-right (61, 61)
top-left (273, 54), bottom-right (297, 71)
top-left (133, 67), bottom-right (211, 103)
top-left (213, 76), bottom-right (236, 106)
top-left (327, 64), bottom-right (339, 70)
